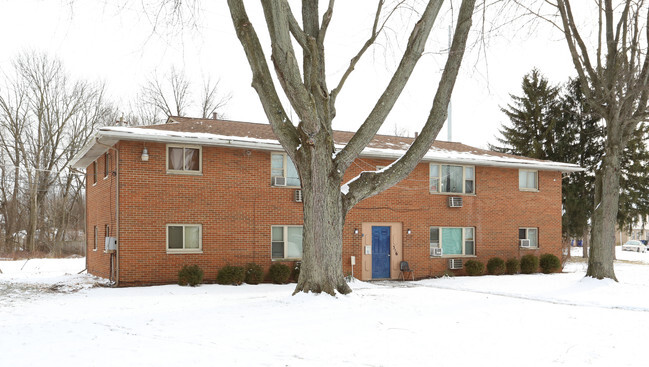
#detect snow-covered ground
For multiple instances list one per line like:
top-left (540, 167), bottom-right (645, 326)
top-left (1, 250), bottom-right (647, 367)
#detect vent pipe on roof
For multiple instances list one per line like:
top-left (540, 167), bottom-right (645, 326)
top-left (212, 112), bottom-right (218, 120)
top-left (414, 132), bottom-right (419, 139)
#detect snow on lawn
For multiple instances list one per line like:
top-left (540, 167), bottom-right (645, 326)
top-left (1, 251), bottom-right (648, 367)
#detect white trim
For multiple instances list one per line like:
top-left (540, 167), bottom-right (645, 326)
top-left (270, 152), bottom-right (300, 188)
top-left (166, 224), bottom-right (203, 254)
top-left (429, 226), bottom-right (475, 257)
top-left (519, 227), bottom-right (539, 248)
top-left (429, 163), bottom-right (475, 195)
top-left (93, 226), bottom-right (98, 251)
top-left (104, 152), bottom-right (110, 179)
top-left (71, 129), bottom-right (583, 173)
top-left (166, 144), bottom-right (203, 175)
top-left (271, 225), bottom-right (303, 260)
top-left (519, 169), bottom-right (539, 191)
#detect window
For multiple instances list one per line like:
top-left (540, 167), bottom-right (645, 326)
top-left (93, 226), bottom-right (98, 251)
top-left (104, 224), bottom-right (110, 252)
top-left (271, 226), bottom-right (303, 259)
top-left (92, 161), bottom-right (97, 185)
top-left (519, 170), bottom-right (538, 191)
top-left (430, 226), bottom-right (475, 256)
top-left (167, 145), bottom-right (201, 173)
top-left (104, 152), bottom-right (110, 178)
top-left (271, 153), bottom-right (300, 187)
top-left (430, 164), bottom-right (474, 194)
top-left (519, 228), bottom-right (538, 248)
top-left (167, 224), bottom-right (202, 253)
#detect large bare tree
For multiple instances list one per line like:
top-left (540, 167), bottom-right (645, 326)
top-left (227, 0), bottom-right (477, 295)
top-left (553, 0), bottom-right (649, 280)
top-left (136, 66), bottom-right (231, 124)
top-left (0, 52), bottom-right (110, 253)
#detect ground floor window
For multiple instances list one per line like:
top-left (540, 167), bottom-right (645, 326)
top-left (430, 226), bottom-right (475, 256)
top-left (167, 224), bottom-right (202, 253)
top-left (519, 228), bottom-right (538, 248)
top-left (93, 226), bottom-right (98, 251)
top-left (271, 226), bottom-right (303, 259)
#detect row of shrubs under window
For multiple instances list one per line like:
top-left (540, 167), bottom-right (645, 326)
top-left (177, 262), bottom-right (299, 287)
top-left (463, 254), bottom-right (561, 276)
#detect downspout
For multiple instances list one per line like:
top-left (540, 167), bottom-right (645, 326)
top-left (96, 138), bottom-right (119, 286)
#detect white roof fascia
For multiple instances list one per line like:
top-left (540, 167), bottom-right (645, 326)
top-left (97, 129), bottom-right (286, 152)
top-left (355, 149), bottom-right (584, 172)
top-left (71, 128), bottom-right (583, 173)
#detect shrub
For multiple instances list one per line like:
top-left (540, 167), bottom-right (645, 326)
top-left (506, 258), bottom-right (519, 275)
top-left (292, 261), bottom-right (301, 282)
top-left (539, 253), bottom-right (561, 274)
top-left (464, 260), bottom-right (484, 276)
top-left (178, 264), bottom-right (204, 287)
top-left (268, 263), bottom-right (291, 284)
top-left (216, 265), bottom-right (245, 285)
top-left (520, 254), bottom-right (539, 274)
top-left (486, 257), bottom-right (506, 275)
top-left (244, 263), bottom-right (264, 285)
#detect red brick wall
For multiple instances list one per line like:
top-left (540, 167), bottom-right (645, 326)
top-left (86, 150), bottom-right (117, 280)
top-left (85, 141), bottom-right (563, 285)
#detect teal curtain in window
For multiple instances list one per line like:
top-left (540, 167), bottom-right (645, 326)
top-left (442, 228), bottom-right (462, 255)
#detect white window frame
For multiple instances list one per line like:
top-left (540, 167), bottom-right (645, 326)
top-left (519, 169), bottom-right (538, 191)
top-left (429, 163), bottom-right (475, 195)
top-left (166, 224), bottom-right (203, 254)
top-left (271, 225), bottom-right (303, 260)
top-left (270, 153), bottom-right (300, 187)
top-left (166, 144), bottom-right (202, 175)
top-left (93, 226), bottom-right (98, 251)
top-left (92, 161), bottom-right (97, 185)
top-left (519, 227), bottom-right (539, 248)
top-left (104, 152), bottom-right (110, 179)
top-left (429, 226), bottom-right (476, 257)
top-left (103, 224), bottom-right (110, 253)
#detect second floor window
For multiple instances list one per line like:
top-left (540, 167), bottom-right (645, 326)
top-left (519, 170), bottom-right (538, 191)
top-left (168, 145), bottom-right (201, 173)
top-left (430, 164), bottom-right (474, 194)
top-left (104, 152), bottom-right (110, 178)
top-left (271, 153), bottom-right (300, 187)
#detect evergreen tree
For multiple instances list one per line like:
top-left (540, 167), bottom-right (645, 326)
top-left (493, 70), bottom-right (649, 243)
top-left (491, 69), bottom-right (564, 161)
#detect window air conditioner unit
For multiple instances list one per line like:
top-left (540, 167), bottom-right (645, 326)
top-left (520, 239), bottom-right (532, 248)
top-left (105, 237), bottom-right (117, 251)
top-left (294, 189), bottom-right (303, 202)
top-left (431, 248), bottom-right (443, 257)
top-left (448, 196), bottom-right (463, 207)
top-left (273, 176), bottom-right (286, 187)
top-left (448, 258), bottom-right (463, 270)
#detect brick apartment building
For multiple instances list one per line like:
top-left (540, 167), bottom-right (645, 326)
top-left (71, 117), bottom-right (581, 285)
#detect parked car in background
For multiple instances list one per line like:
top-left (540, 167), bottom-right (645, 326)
top-left (621, 240), bottom-right (647, 253)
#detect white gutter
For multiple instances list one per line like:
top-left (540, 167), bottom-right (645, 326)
top-left (72, 129), bottom-right (583, 173)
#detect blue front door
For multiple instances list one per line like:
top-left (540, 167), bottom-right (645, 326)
top-left (372, 226), bottom-right (391, 278)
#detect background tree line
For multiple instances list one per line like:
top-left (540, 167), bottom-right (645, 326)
top-left (0, 52), bottom-right (229, 256)
top-left (492, 68), bottom-right (649, 257)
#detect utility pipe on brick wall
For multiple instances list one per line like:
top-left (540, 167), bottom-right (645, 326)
top-left (96, 138), bottom-right (119, 286)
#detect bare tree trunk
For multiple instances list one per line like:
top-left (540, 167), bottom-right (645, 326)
top-left (587, 148), bottom-right (620, 280)
top-left (294, 158), bottom-right (350, 295)
top-left (582, 226), bottom-right (589, 259)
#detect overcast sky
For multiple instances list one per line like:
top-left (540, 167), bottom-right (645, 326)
top-left (0, 0), bottom-right (579, 149)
